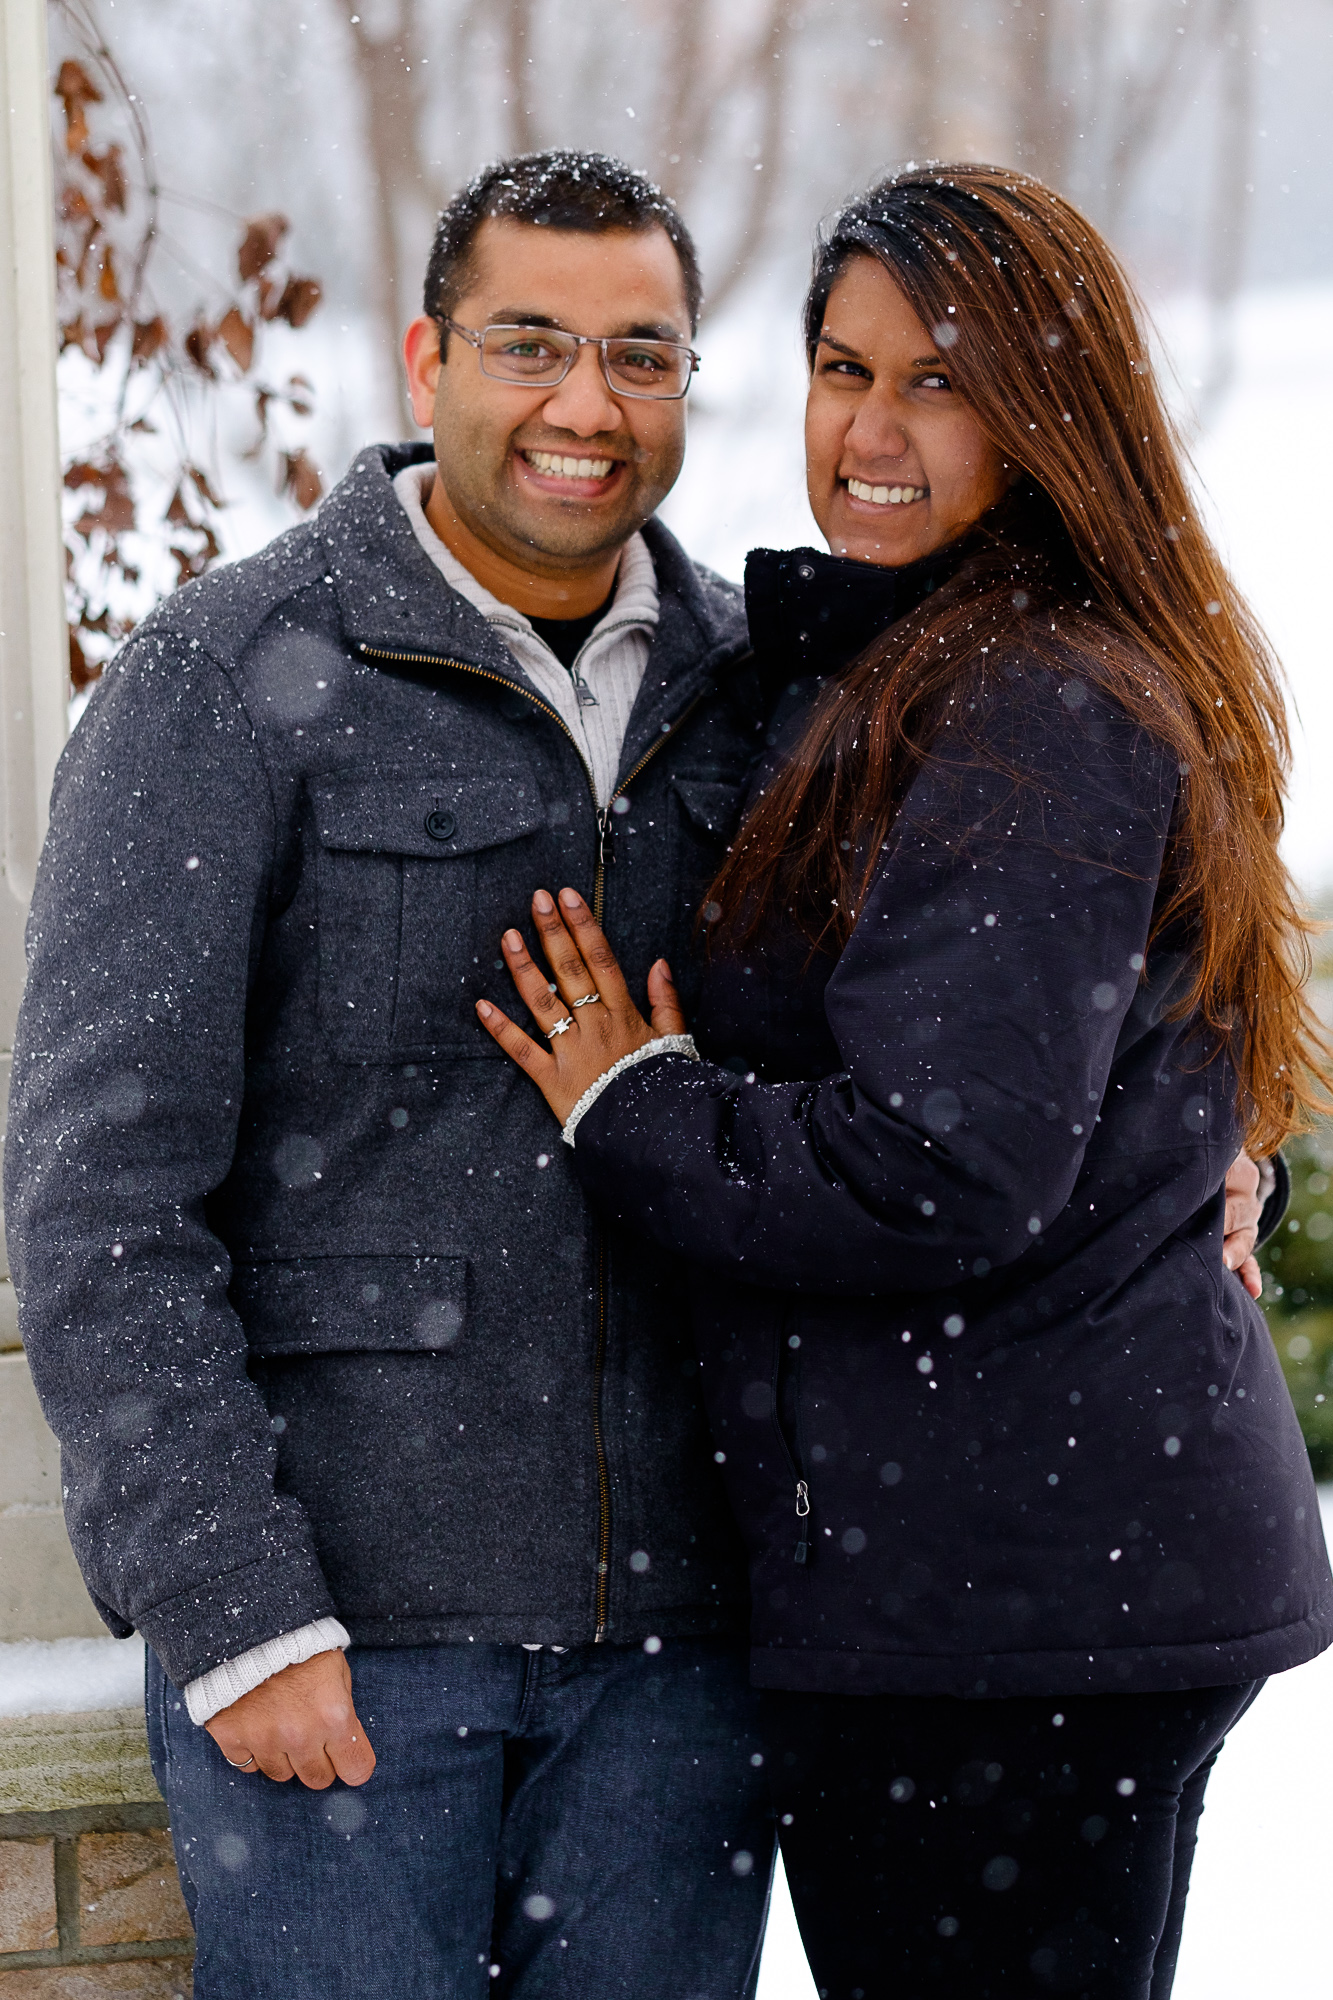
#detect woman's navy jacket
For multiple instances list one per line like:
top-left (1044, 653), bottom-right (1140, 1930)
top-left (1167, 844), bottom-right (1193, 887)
top-left (572, 544), bottom-right (1333, 1699)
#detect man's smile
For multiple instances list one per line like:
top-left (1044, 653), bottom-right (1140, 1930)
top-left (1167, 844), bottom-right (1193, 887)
top-left (517, 446), bottom-right (626, 498)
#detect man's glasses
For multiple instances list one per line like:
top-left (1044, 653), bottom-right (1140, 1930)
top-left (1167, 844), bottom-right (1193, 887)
top-left (440, 318), bottom-right (699, 401)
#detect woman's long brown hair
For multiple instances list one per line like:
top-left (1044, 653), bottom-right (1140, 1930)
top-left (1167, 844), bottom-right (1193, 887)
top-left (705, 163), bottom-right (1327, 1155)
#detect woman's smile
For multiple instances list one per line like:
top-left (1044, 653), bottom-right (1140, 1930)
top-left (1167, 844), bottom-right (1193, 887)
top-left (843, 477), bottom-right (929, 508)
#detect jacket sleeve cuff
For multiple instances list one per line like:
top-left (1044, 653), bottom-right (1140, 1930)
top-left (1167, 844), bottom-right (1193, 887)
top-left (561, 1036), bottom-right (700, 1147)
top-left (184, 1617), bottom-right (352, 1725)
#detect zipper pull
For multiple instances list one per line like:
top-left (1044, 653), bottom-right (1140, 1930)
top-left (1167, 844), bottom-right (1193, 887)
top-left (597, 807), bottom-right (616, 871)
top-left (572, 670), bottom-right (599, 709)
top-left (794, 1479), bottom-right (810, 1565)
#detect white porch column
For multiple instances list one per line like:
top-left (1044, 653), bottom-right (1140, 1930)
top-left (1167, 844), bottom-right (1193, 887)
top-left (0, 0), bottom-right (100, 1640)
top-left (0, 0), bottom-right (67, 903)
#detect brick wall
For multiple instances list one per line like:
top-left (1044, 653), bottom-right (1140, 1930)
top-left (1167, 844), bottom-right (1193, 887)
top-left (0, 1712), bottom-right (193, 1994)
top-left (0, 1808), bottom-right (193, 1992)
top-left (0, 1807), bottom-right (193, 1995)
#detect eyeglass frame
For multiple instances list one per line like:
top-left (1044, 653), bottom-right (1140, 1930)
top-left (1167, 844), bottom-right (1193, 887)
top-left (437, 316), bottom-right (701, 402)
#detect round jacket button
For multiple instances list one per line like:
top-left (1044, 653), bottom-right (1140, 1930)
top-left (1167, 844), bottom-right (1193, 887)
top-left (424, 809), bottom-right (456, 841)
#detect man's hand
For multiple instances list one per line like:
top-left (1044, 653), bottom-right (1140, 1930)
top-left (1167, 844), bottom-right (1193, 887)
top-left (1223, 1150), bottom-right (1264, 1300)
top-left (204, 1650), bottom-right (376, 1789)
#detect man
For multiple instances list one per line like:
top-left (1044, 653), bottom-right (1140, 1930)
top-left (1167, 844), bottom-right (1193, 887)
top-left (7, 152), bottom-right (773, 1999)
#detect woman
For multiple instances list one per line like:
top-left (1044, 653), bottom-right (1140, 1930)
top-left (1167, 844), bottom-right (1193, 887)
top-left (476, 167), bottom-right (1333, 1997)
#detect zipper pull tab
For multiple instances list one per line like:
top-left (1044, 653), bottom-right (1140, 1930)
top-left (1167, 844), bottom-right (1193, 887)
top-left (597, 807), bottom-right (616, 871)
top-left (794, 1479), bottom-right (810, 1565)
top-left (572, 670), bottom-right (599, 709)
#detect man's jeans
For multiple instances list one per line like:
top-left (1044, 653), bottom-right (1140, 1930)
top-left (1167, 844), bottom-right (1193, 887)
top-left (147, 1637), bottom-right (774, 2000)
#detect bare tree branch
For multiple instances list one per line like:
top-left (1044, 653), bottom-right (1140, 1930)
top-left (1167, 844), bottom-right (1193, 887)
top-left (1011, 0), bottom-right (1076, 186)
top-left (346, 0), bottom-right (432, 434)
top-left (503, 0), bottom-right (537, 154)
top-left (695, 0), bottom-right (792, 323)
top-left (898, 0), bottom-right (942, 164)
top-left (1102, 0), bottom-right (1225, 230)
top-left (1198, 0), bottom-right (1254, 421)
top-left (657, 0), bottom-right (711, 203)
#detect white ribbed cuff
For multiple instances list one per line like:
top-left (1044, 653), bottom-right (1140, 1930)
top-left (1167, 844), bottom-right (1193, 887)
top-left (184, 1617), bottom-right (351, 1725)
top-left (561, 1035), bottom-right (700, 1147)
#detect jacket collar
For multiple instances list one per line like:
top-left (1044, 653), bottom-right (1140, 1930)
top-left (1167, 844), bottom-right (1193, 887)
top-left (743, 536), bottom-right (969, 688)
top-left (315, 445), bottom-right (749, 768)
top-left (743, 478), bottom-right (1071, 687)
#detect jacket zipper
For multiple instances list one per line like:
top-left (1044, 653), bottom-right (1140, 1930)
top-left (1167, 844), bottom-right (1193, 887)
top-left (357, 640), bottom-right (705, 1640)
top-left (773, 1315), bottom-right (812, 1565)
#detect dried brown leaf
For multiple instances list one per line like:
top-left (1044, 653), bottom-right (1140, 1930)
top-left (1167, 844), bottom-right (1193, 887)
top-left (238, 213), bottom-right (288, 283)
top-left (69, 624), bottom-right (100, 690)
top-left (64, 461), bottom-right (106, 490)
top-left (282, 449), bottom-right (323, 511)
top-left (216, 306), bottom-right (255, 373)
top-left (276, 276), bottom-right (322, 329)
top-left (131, 316), bottom-right (168, 365)
top-left (74, 222), bottom-right (102, 289)
top-left (83, 144), bottom-right (127, 211)
top-left (92, 317), bottom-right (121, 361)
top-left (60, 183), bottom-right (94, 224)
top-left (56, 60), bottom-right (103, 154)
top-left (99, 463), bottom-right (136, 534)
top-left (184, 322), bottom-right (216, 377)
top-left (165, 484), bottom-right (192, 528)
top-left (187, 465), bottom-right (224, 508)
top-left (169, 530), bottom-right (219, 583)
top-left (97, 242), bottom-right (120, 303)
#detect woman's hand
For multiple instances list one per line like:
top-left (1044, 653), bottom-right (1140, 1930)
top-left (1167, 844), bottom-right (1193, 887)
top-left (476, 887), bottom-right (686, 1125)
top-left (1223, 1150), bottom-right (1263, 1300)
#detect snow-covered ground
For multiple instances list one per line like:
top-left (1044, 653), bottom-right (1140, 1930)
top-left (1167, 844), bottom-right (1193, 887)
top-left (0, 1633), bottom-right (146, 1716)
top-left (756, 1486), bottom-right (1333, 2000)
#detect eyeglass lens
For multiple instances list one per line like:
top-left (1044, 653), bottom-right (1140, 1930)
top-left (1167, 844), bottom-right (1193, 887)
top-left (478, 325), bottom-right (692, 398)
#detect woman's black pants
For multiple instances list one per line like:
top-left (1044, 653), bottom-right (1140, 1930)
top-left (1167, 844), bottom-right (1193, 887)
top-left (762, 1681), bottom-right (1262, 2000)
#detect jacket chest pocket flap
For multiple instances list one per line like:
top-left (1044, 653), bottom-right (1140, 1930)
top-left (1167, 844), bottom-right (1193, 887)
top-left (235, 1254), bottom-right (470, 1357)
top-left (314, 774), bottom-right (546, 1060)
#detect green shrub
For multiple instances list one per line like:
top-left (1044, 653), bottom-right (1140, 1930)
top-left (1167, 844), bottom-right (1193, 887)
top-left (1258, 1126), bottom-right (1333, 1478)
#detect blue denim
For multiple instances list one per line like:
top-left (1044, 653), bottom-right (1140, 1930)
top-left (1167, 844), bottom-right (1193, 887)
top-left (147, 1638), bottom-right (774, 2000)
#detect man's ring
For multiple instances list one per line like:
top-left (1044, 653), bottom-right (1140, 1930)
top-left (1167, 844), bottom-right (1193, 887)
top-left (546, 1015), bottom-right (574, 1038)
top-left (225, 1753), bottom-right (256, 1769)
top-left (572, 993), bottom-right (601, 1007)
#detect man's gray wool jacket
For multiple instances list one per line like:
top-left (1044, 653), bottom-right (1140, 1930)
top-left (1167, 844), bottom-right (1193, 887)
top-left (6, 444), bottom-right (766, 1689)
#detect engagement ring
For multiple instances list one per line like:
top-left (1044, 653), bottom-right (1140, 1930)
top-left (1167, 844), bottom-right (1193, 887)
top-left (546, 1016), bottom-right (574, 1038)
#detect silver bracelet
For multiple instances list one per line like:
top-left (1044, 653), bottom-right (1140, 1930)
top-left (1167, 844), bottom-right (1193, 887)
top-left (561, 1035), bottom-right (700, 1147)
